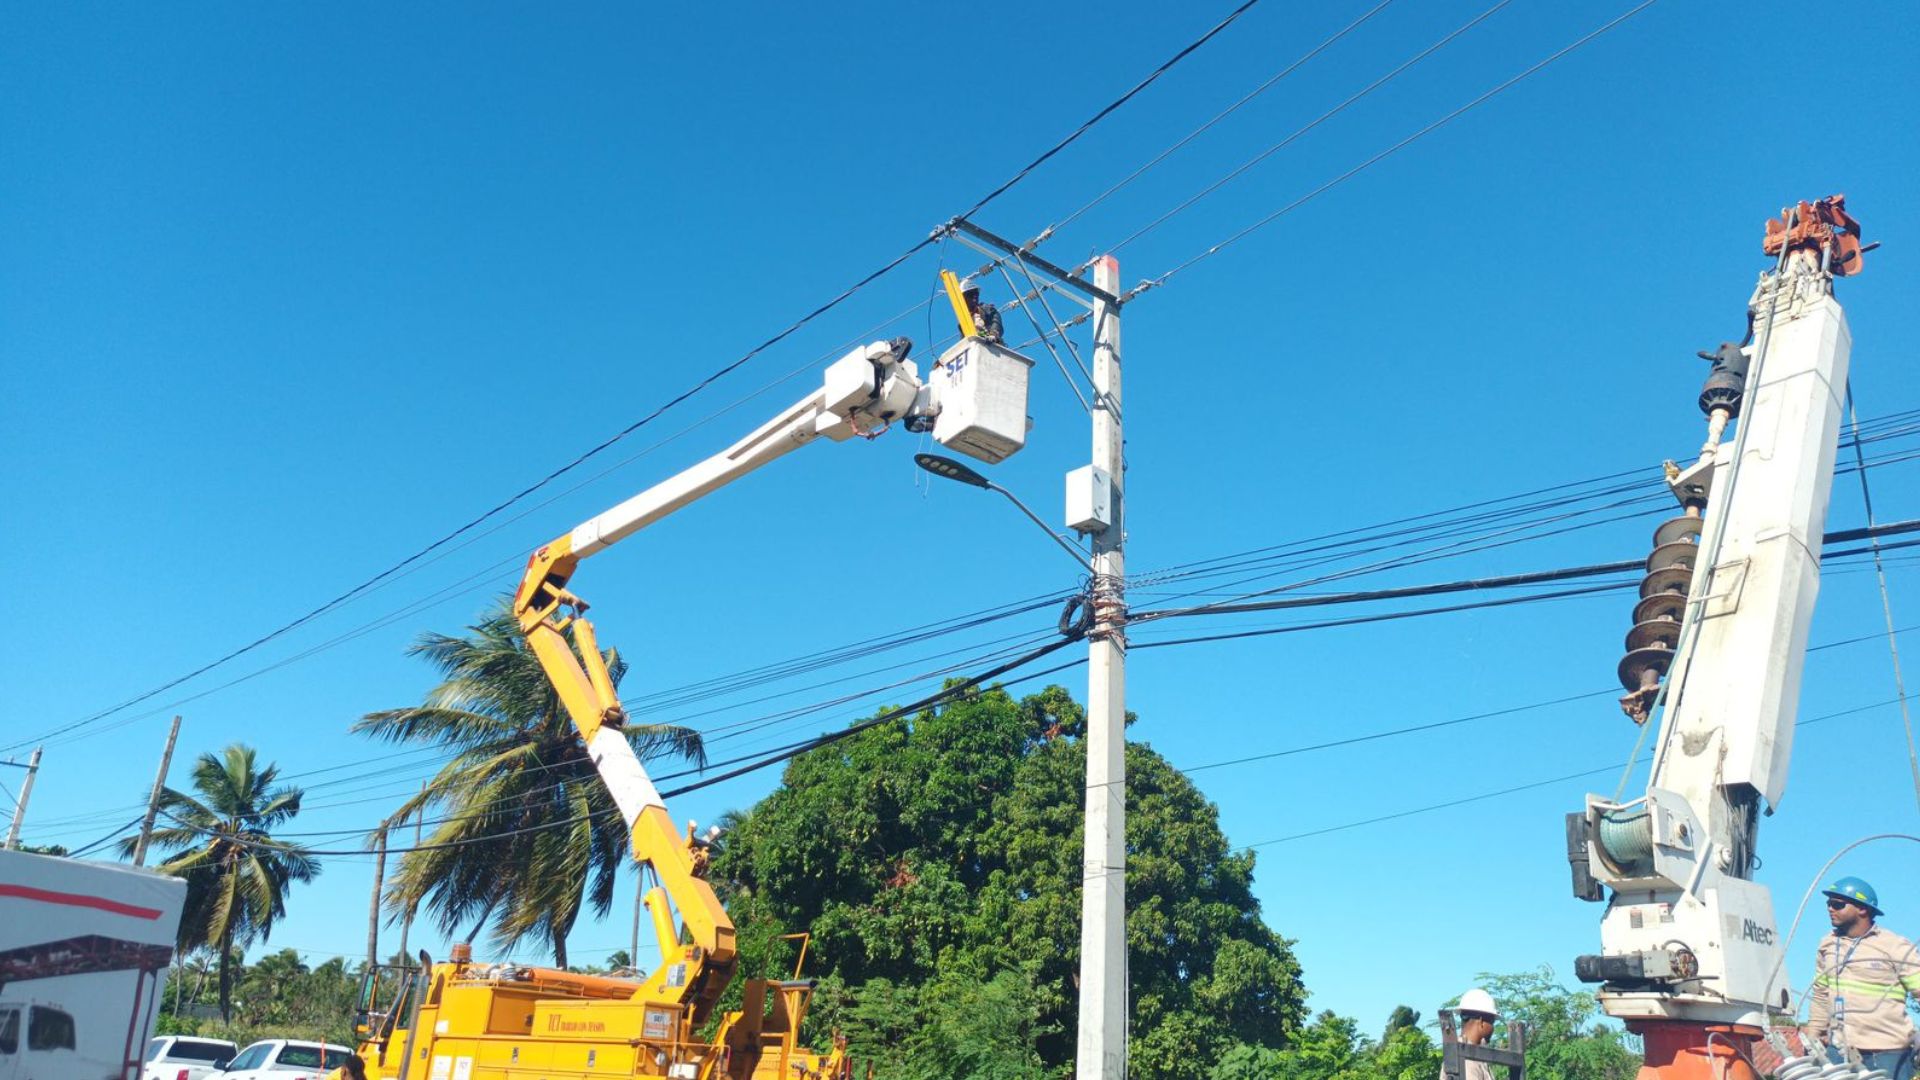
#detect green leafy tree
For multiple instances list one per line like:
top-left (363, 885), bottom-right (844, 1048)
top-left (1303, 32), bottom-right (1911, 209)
top-left (358, 598), bottom-right (704, 968)
top-left (120, 744), bottom-right (317, 1022)
top-left (1208, 1010), bottom-right (1441, 1080)
top-left (1384, 1006), bottom-right (1421, 1039)
top-left (1469, 969), bottom-right (1638, 1080)
top-left (159, 950), bottom-right (363, 1046)
top-left (844, 965), bottom-right (1052, 1080)
top-left (710, 683), bottom-right (1305, 1079)
top-left (1374, 1023), bottom-right (1444, 1080)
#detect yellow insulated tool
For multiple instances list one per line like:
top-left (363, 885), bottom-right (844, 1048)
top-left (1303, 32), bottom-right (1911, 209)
top-left (940, 269), bottom-right (978, 340)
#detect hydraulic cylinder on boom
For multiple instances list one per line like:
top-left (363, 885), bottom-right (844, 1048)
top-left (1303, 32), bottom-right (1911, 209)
top-left (1565, 196), bottom-right (1870, 1080)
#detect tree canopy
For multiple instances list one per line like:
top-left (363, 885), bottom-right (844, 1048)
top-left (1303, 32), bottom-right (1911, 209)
top-left (121, 743), bottom-right (317, 1022)
top-left (358, 597), bottom-right (704, 966)
top-left (709, 682), bottom-right (1305, 1078)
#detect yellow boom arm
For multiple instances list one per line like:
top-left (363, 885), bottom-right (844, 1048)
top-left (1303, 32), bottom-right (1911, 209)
top-left (509, 339), bottom-right (923, 1023)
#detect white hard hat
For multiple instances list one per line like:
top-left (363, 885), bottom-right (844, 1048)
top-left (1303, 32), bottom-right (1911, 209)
top-left (1458, 989), bottom-right (1499, 1018)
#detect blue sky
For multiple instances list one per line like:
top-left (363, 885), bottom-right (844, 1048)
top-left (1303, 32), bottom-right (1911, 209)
top-left (5, 0), bottom-right (1919, 1037)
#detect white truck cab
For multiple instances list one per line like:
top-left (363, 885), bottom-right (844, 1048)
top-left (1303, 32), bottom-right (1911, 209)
top-left (0, 998), bottom-right (98, 1080)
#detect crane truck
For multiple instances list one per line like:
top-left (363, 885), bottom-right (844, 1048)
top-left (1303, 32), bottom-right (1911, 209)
top-left (1566, 196), bottom-right (1872, 1080)
top-left (352, 290), bottom-right (1038, 1080)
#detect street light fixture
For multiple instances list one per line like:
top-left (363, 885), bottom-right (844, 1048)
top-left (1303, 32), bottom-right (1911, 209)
top-left (914, 453), bottom-right (1095, 574)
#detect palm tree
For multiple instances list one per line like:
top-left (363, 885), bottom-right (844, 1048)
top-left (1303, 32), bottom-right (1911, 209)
top-left (358, 597), bottom-right (704, 968)
top-left (120, 743), bottom-right (318, 1021)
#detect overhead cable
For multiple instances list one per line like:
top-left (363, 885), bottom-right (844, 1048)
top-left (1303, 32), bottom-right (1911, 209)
top-left (1130, 0), bottom-right (1662, 297)
top-left (1843, 385), bottom-right (1920, 811)
top-left (951, 0), bottom-right (1268, 222)
top-left (21, 0), bottom-right (1260, 755)
top-left (1042, 0), bottom-right (1401, 240)
top-left (1246, 695), bottom-right (1900, 847)
top-left (1107, 0), bottom-right (1517, 256)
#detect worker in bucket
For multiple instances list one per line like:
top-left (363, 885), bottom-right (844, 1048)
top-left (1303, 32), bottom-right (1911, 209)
top-left (1805, 876), bottom-right (1920, 1080)
top-left (961, 281), bottom-right (1004, 344)
top-left (1445, 988), bottom-right (1500, 1080)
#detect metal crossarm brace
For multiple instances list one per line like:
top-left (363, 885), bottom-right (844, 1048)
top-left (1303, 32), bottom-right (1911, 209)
top-left (942, 218), bottom-right (1123, 308)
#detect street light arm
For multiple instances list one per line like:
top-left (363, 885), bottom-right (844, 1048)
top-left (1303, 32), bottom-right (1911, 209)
top-left (985, 482), bottom-right (1096, 574)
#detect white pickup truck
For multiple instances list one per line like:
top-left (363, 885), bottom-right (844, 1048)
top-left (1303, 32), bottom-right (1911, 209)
top-left (142, 1036), bottom-right (239, 1080)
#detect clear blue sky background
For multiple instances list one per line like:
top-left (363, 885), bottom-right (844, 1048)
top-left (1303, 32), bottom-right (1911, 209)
top-left (5, 0), bottom-right (1919, 1039)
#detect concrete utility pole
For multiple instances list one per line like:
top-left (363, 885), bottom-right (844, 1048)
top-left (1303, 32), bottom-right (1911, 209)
top-left (4, 747), bottom-right (43, 850)
top-left (1075, 254), bottom-right (1127, 1080)
top-left (395, 783), bottom-right (426, 963)
top-left (132, 715), bottom-right (182, 866)
top-left (368, 820), bottom-right (391, 973)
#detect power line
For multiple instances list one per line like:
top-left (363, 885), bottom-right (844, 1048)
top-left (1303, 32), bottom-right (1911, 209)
top-left (1843, 386), bottom-right (1920, 812)
top-left (150, 633), bottom-right (1086, 858)
top-left (1106, 0), bottom-right (1517, 256)
top-left (1129, 0), bottom-right (1663, 297)
top-left (1041, 0), bottom-right (1402, 240)
top-left (43, 504), bottom-right (1918, 841)
top-left (14, 1), bottom-right (1263, 757)
top-left (949, 0), bottom-right (1269, 223)
top-left (34, 424), bottom-right (1918, 830)
top-left (68, 817), bottom-right (144, 859)
top-left (1245, 696), bottom-right (1901, 847)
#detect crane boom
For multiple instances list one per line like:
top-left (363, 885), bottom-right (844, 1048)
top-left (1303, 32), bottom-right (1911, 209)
top-left (354, 323), bottom-right (1034, 1080)
top-left (1568, 196), bottom-right (1869, 1079)
top-left (509, 337), bottom-right (924, 1020)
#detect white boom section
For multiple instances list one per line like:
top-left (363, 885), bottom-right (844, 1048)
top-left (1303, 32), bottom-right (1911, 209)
top-left (590, 726), bottom-right (668, 821)
top-left (1582, 256), bottom-right (1852, 1026)
top-left (566, 339), bottom-right (923, 562)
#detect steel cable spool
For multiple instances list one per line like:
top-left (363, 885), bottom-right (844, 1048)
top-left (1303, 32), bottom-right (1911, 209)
top-left (1595, 804), bottom-right (1655, 876)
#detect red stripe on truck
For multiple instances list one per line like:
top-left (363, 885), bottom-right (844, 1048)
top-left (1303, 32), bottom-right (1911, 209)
top-left (0, 883), bottom-right (164, 919)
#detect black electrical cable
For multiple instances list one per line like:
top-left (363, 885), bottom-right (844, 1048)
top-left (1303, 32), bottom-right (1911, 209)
top-left (158, 634), bottom-right (1087, 854)
top-left (1134, 519), bottom-right (1920, 627)
top-left (1133, 582), bottom-right (1626, 650)
top-left (1130, 0), bottom-right (1664, 296)
top-left (15, 0), bottom-right (1267, 757)
top-left (1243, 696), bottom-right (1904, 847)
top-left (66, 817), bottom-right (144, 859)
top-left (950, 0), bottom-right (1267, 223)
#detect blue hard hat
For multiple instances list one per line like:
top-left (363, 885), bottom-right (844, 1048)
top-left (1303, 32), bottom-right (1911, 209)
top-left (1824, 876), bottom-right (1881, 915)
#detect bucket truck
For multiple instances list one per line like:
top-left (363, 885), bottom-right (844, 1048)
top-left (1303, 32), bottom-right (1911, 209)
top-left (354, 313), bottom-right (1037, 1080)
top-left (1566, 196), bottom-right (1870, 1080)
